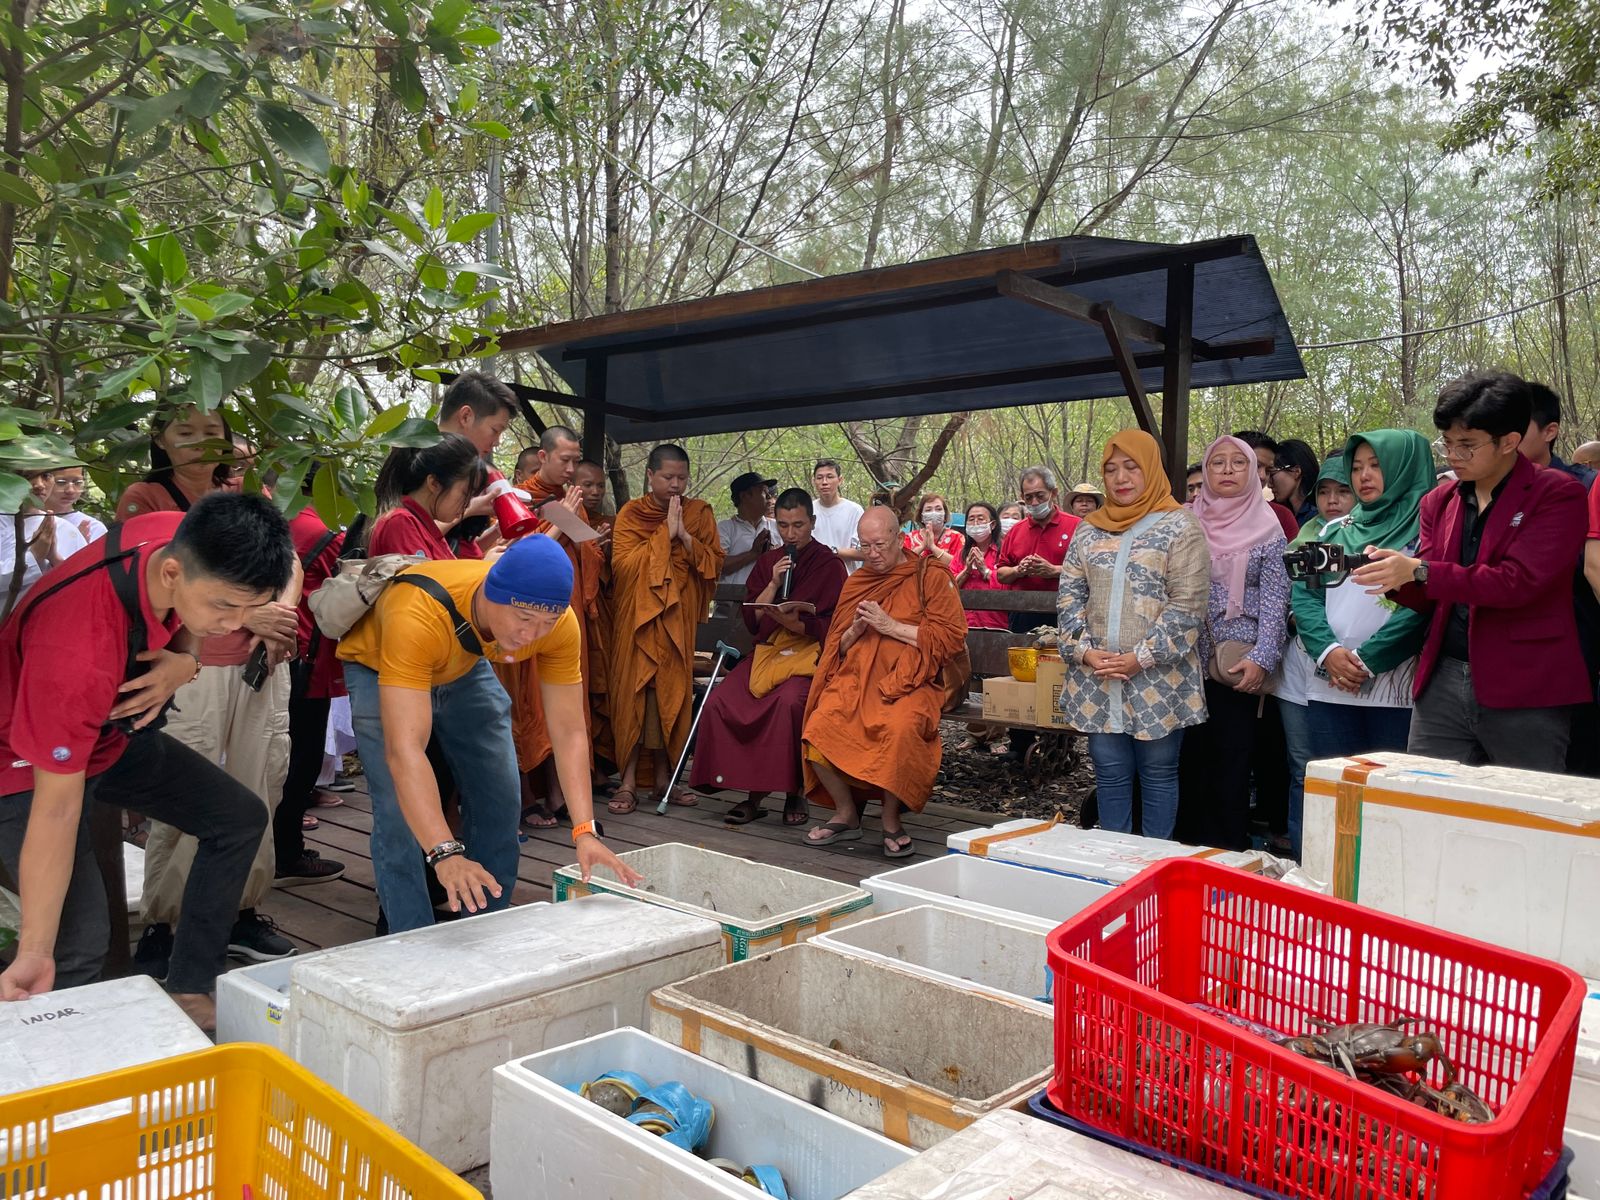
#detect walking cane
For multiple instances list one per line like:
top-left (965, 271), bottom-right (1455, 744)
top-left (657, 640), bottom-right (743, 814)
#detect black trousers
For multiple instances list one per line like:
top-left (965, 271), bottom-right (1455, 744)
top-left (274, 665), bottom-right (329, 870)
top-left (0, 731), bottom-right (264, 993)
top-left (1178, 680), bottom-right (1265, 851)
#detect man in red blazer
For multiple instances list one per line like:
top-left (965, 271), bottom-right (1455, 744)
top-left (1352, 371), bottom-right (1589, 771)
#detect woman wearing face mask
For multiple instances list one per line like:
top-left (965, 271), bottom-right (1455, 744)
top-left (952, 502), bottom-right (1008, 631)
top-left (1293, 430), bottom-right (1433, 768)
top-left (997, 502), bottom-right (1024, 537)
top-left (1058, 431), bottom-right (1209, 840)
top-left (369, 435), bottom-right (492, 561)
top-left (1178, 435), bottom-right (1292, 851)
top-left (1275, 455), bottom-right (1354, 857)
top-left (903, 492), bottom-right (964, 566)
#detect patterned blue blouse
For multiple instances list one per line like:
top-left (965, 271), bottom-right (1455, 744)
top-left (1198, 536), bottom-right (1292, 674)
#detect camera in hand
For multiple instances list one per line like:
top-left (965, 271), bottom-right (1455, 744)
top-left (1282, 541), bottom-right (1372, 590)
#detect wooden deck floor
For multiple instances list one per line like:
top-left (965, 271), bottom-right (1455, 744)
top-left (258, 782), bottom-right (1007, 953)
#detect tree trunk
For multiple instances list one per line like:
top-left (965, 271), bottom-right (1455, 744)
top-left (861, 0), bottom-right (907, 271)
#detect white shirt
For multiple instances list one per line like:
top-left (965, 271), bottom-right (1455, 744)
top-left (812, 497), bottom-right (865, 574)
top-left (718, 514), bottom-right (779, 584)
top-left (0, 513), bottom-right (90, 612)
top-left (55, 509), bottom-right (107, 544)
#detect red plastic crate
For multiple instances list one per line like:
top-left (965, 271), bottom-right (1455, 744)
top-left (1046, 858), bottom-right (1584, 1200)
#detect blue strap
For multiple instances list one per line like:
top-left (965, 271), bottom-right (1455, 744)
top-left (744, 1165), bottom-right (790, 1197)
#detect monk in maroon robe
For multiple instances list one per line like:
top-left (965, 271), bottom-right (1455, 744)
top-left (690, 488), bottom-right (847, 825)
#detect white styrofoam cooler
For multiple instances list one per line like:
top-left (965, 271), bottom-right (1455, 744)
top-left (647, 942), bottom-right (1053, 1149)
top-left (0, 976), bottom-right (210, 1093)
top-left (812, 905), bottom-right (1051, 1012)
top-left (553, 842), bottom-right (872, 960)
top-left (948, 819), bottom-right (1267, 883)
top-left (491, 1027), bottom-right (914, 1200)
top-left (289, 895), bottom-right (724, 1172)
top-left (1302, 752), bottom-right (1600, 976)
top-left (862, 854), bottom-right (1110, 933)
top-left (842, 1108), bottom-right (1243, 1198)
top-left (123, 841), bottom-right (143, 912)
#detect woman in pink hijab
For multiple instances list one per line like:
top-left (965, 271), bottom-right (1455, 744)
top-left (1178, 434), bottom-right (1292, 850)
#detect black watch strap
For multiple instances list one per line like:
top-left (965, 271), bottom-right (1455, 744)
top-left (425, 839), bottom-right (467, 867)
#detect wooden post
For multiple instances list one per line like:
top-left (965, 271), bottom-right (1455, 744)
top-left (1162, 263), bottom-right (1195, 497)
top-left (1097, 309), bottom-right (1159, 438)
top-left (581, 357), bottom-right (608, 463)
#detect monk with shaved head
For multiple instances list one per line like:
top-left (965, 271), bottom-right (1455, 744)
top-left (799, 505), bottom-right (968, 857)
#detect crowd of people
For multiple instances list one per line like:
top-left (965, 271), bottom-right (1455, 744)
top-left (2, 366), bottom-right (1597, 1025)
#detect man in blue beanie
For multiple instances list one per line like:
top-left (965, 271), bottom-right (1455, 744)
top-left (338, 534), bottom-right (640, 932)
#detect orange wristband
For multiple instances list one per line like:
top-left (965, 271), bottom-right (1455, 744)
top-left (570, 821), bottom-right (597, 844)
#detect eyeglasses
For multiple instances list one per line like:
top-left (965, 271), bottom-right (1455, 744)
top-left (1270, 463), bottom-right (1294, 475)
top-left (1432, 435), bottom-right (1494, 461)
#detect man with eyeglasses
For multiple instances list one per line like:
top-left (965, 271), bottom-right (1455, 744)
top-left (1351, 371), bottom-right (1589, 770)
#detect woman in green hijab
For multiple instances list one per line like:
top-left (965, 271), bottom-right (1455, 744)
top-left (1291, 428), bottom-right (1436, 762)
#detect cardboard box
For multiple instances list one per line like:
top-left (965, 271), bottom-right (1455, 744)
top-left (981, 677), bottom-right (1035, 724)
top-left (1033, 656), bottom-right (1068, 728)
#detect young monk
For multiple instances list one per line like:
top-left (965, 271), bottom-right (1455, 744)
top-left (606, 445), bottom-right (723, 812)
top-left (498, 426), bottom-right (608, 827)
top-left (800, 506), bottom-right (968, 857)
top-left (689, 488), bottom-right (847, 826)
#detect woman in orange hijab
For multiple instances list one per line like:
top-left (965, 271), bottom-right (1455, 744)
top-left (1056, 430), bottom-right (1211, 838)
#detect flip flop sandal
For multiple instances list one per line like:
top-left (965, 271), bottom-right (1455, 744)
top-left (805, 821), bottom-right (862, 846)
top-left (607, 789), bottom-right (640, 815)
top-left (781, 797), bottom-right (809, 827)
top-left (724, 803), bottom-right (767, 826)
top-left (520, 807), bottom-right (560, 830)
top-left (743, 1166), bottom-right (790, 1197)
top-left (572, 1069), bottom-right (650, 1116)
top-left (882, 832), bottom-right (915, 859)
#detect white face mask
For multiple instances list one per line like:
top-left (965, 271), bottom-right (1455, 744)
top-left (922, 508), bottom-right (944, 524)
top-left (999, 517), bottom-right (1020, 535)
top-left (967, 522), bottom-right (990, 540)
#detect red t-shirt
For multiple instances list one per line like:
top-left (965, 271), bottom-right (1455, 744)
top-left (951, 541), bottom-right (1009, 630)
top-left (0, 513), bottom-right (182, 795)
top-left (1270, 501), bottom-right (1300, 540)
top-left (115, 477), bottom-right (253, 666)
top-left (904, 527), bottom-right (965, 560)
top-left (998, 508), bottom-right (1080, 591)
top-left (369, 496), bottom-right (457, 561)
top-left (290, 508), bottom-right (346, 699)
top-left (1586, 474), bottom-right (1600, 538)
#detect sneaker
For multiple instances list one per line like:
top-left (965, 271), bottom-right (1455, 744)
top-left (227, 911), bottom-right (297, 962)
top-left (320, 776), bottom-right (356, 793)
top-left (133, 922), bottom-right (173, 980)
top-left (274, 850), bottom-right (345, 887)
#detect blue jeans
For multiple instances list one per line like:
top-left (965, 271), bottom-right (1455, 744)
top-left (1307, 700), bottom-right (1413, 765)
top-left (346, 660), bottom-right (521, 933)
top-left (1086, 730), bottom-right (1185, 840)
top-left (1279, 699), bottom-right (1315, 859)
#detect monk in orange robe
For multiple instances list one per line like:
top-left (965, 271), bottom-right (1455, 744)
top-left (801, 506), bottom-right (968, 857)
top-left (606, 444), bottom-right (723, 813)
top-left (575, 459), bottom-right (616, 771)
top-left (495, 425), bottom-right (606, 826)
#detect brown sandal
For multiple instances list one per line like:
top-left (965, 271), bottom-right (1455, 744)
top-left (607, 789), bottom-right (640, 815)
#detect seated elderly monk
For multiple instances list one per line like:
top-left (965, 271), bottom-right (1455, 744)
top-left (800, 505), bottom-right (968, 857)
top-left (689, 488), bottom-right (847, 826)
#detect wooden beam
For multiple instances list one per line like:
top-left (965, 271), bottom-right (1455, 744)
top-left (997, 270), bottom-right (1169, 349)
top-left (1162, 262), bottom-right (1195, 496)
top-left (581, 358), bottom-right (608, 463)
top-left (1098, 308), bottom-right (1159, 437)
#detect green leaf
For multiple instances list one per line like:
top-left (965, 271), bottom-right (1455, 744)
top-left (428, 0), bottom-right (472, 35)
top-left (468, 119), bottom-right (512, 138)
top-left (0, 470), bottom-right (24, 513)
top-left (201, 0), bottom-right (246, 41)
top-left (188, 72), bottom-right (230, 119)
top-left (456, 26), bottom-right (501, 46)
top-left (175, 294), bottom-right (217, 321)
top-left (373, 204), bottom-right (424, 246)
top-left (254, 101), bottom-right (331, 176)
top-left (362, 403), bottom-right (414, 439)
top-left (389, 51), bottom-right (426, 114)
top-left (158, 233), bottom-right (189, 285)
top-left (423, 185), bottom-right (444, 229)
top-left (96, 359), bottom-right (157, 399)
top-left (162, 44), bottom-right (231, 73)
top-left (312, 457), bottom-right (347, 527)
top-left (332, 385), bottom-right (364, 431)
top-left (385, 417), bottom-right (443, 448)
top-left (445, 212), bottom-right (496, 243)
top-left (366, 0), bottom-right (410, 39)
top-left (0, 173), bottom-right (43, 207)
top-left (208, 290), bottom-right (254, 317)
top-left (0, 420), bottom-right (20, 440)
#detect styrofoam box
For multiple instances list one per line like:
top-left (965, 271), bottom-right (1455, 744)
top-left (948, 819), bottom-right (1266, 884)
top-left (862, 854), bottom-right (1110, 933)
top-left (123, 841), bottom-right (142, 912)
top-left (1577, 984), bottom-right (1600, 1121)
top-left (1571, 1122), bottom-right (1599, 1200)
top-left (812, 905), bottom-right (1051, 1012)
top-left (491, 1027), bottom-right (914, 1200)
top-left (647, 942), bottom-right (1053, 1149)
top-left (1303, 752), bottom-right (1600, 977)
top-left (290, 895), bottom-right (724, 1172)
top-left (842, 1108), bottom-right (1243, 1198)
top-left (553, 842), bottom-right (872, 960)
top-left (0, 976), bottom-right (210, 1093)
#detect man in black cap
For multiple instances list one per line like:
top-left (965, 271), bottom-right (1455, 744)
top-left (718, 470), bottom-right (779, 585)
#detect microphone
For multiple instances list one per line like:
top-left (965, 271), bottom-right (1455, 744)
top-left (777, 543), bottom-right (798, 601)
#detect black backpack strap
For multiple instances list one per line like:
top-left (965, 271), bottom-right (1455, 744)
top-left (391, 573), bottom-right (484, 657)
top-left (297, 529), bottom-right (339, 669)
top-left (158, 478), bottom-right (192, 512)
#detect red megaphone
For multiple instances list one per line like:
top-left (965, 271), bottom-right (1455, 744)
top-left (494, 489), bottom-right (541, 540)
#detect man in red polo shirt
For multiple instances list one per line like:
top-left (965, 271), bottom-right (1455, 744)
top-left (998, 464), bottom-right (1079, 633)
top-left (0, 494), bottom-right (293, 1028)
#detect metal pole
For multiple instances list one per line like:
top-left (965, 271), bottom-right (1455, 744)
top-left (657, 641), bottom-right (743, 813)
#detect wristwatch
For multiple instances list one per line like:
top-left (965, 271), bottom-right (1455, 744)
top-left (1412, 560), bottom-right (1429, 585)
top-left (424, 839), bottom-right (467, 867)
top-left (570, 821), bottom-right (599, 845)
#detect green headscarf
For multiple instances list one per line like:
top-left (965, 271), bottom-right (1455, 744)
top-left (1322, 428), bottom-right (1435, 554)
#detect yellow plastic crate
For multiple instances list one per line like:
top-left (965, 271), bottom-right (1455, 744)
top-left (0, 1043), bottom-right (479, 1199)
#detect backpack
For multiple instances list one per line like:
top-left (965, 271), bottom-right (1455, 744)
top-left (307, 557), bottom-right (482, 656)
